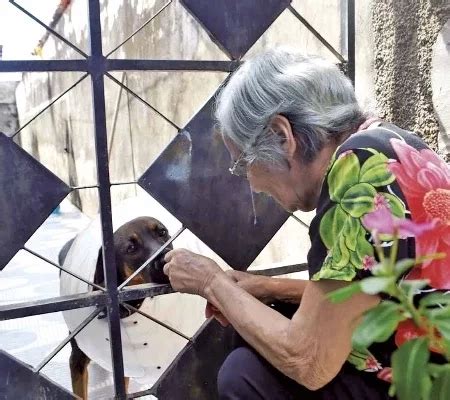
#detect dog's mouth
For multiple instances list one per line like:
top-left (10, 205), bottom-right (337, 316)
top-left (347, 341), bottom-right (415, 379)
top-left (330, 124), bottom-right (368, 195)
top-left (148, 253), bottom-right (170, 285)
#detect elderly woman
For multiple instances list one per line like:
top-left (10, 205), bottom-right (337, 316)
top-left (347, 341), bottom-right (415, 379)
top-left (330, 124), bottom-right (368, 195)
top-left (163, 48), bottom-right (450, 399)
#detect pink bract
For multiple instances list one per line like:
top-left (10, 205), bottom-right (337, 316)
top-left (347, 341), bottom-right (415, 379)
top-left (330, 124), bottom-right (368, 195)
top-left (388, 139), bottom-right (450, 289)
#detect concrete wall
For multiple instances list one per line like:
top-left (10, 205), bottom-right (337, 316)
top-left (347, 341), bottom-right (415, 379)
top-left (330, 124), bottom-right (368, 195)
top-left (14, 0), bottom-right (449, 269)
top-left (371, 0), bottom-right (450, 159)
top-left (0, 81), bottom-right (19, 134)
top-left (15, 0), bottom-right (349, 269)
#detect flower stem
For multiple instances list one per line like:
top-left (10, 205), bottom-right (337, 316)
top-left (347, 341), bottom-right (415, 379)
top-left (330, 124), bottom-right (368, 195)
top-left (394, 285), bottom-right (422, 327)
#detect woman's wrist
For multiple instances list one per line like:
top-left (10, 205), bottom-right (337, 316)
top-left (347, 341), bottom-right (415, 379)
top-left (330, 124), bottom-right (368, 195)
top-left (203, 269), bottom-right (230, 301)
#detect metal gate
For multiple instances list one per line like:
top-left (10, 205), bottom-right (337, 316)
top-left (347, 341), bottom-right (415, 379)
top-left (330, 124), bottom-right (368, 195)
top-left (0, 1), bottom-right (355, 398)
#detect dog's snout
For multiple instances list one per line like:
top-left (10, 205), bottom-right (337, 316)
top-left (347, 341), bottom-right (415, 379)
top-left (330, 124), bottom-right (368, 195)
top-left (161, 247), bottom-right (171, 258)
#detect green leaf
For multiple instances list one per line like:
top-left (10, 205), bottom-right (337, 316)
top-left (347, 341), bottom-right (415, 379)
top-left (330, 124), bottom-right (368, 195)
top-left (360, 277), bottom-right (396, 295)
top-left (327, 282), bottom-right (362, 303)
top-left (353, 301), bottom-right (404, 348)
top-left (381, 192), bottom-right (406, 218)
top-left (430, 368), bottom-right (450, 400)
top-left (319, 205), bottom-right (348, 250)
top-left (392, 338), bottom-right (430, 400)
top-left (394, 259), bottom-right (417, 277)
top-left (399, 280), bottom-right (430, 300)
top-left (420, 293), bottom-right (450, 309)
top-left (429, 363), bottom-right (450, 378)
top-left (343, 216), bottom-right (361, 251)
top-left (341, 183), bottom-right (377, 217)
top-left (328, 152), bottom-right (360, 202)
top-left (360, 152), bottom-right (395, 187)
top-left (333, 234), bottom-right (351, 268)
top-left (311, 258), bottom-right (357, 281)
top-left (356, 231), bottom-right (374, 262)
top-left (428, 308), bottom-right (450, 351)
top-left (388, 383), bottom-right (396, 398)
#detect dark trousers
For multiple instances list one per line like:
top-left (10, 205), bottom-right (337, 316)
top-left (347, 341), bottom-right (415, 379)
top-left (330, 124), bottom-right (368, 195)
top-left (217, 346), bottom-right (392, 400)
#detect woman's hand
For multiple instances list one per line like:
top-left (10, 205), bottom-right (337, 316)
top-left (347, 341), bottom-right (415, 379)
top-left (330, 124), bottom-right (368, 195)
top-left (204, 270), bottom-right (271, 327)
top-left (163, 248), bottom-right (225, 297)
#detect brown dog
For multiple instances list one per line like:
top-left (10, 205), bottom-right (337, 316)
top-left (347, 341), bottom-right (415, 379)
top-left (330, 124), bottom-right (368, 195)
top-left (59, 216), bottom-right (172, 399)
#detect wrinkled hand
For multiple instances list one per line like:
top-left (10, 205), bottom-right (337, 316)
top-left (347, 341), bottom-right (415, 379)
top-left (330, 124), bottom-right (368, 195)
top-left (163, 249), bottom-right (225, 297)
top-left (204, 270), bottom-right (268, 327)
top-left (205, 302), bottom-right (230, 327)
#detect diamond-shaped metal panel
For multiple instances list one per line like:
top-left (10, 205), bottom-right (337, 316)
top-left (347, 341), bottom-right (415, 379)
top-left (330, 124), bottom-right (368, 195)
top-left (180, 0), bottom-right (292, 60)
top-left (0, 133), bottom-right (71, 269)
top-left (0, 350), bottom-right (77, 399)
top-left (138, 97), bottom-right (288, 269)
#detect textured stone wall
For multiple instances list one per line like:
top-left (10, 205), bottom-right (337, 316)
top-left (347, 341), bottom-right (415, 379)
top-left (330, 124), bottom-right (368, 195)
top-left (372, 0), bottom-right (450, 157)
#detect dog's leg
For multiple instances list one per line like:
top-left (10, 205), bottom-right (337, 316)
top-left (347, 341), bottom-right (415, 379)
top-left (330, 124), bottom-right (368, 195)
top-left (70, 338), bottom-right (90, 399)
top-left (124, 377), bottom-right (130, 393)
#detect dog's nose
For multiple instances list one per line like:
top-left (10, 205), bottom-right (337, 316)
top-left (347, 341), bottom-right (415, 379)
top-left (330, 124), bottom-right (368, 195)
top-left (161, 247), bottom-right (171, 258)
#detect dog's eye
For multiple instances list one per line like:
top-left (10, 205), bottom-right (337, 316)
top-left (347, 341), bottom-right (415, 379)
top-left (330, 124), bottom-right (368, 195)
top-left (158, 228), bottom-right (167, 237)
top-left (126, 241), bottom-right (138, 254)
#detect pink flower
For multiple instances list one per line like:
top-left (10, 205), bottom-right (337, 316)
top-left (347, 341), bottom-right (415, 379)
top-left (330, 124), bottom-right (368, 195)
top-left (377, 367), bottom-right (392, 383)
top-left (338, 150), bottom-right (354, 159)
top-left (362, 206), bottom-right (436, 239)
top-left (388, 139), bottom-right (450, 289)
top-left (374, 193), bottom-right (389, 210)
top-left (365, 356), bottom-right (382, 371)
top-left (362, 255), bottom-right (377, 270)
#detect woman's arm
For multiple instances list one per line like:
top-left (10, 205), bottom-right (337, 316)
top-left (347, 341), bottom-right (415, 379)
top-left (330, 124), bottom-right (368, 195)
top-left (229, 270), bottom-right (308, 304)
top-left (205, 274), bottom-right (380, 390)
top-left (164, 249), bottom-right (380, 390)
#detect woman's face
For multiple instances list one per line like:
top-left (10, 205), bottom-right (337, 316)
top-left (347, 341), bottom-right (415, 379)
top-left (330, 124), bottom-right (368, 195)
top-left (246, 159), bottom-right (324, 212)
top-left (223, 115), bottom-right (337, 212)
top-left (223, 132), bottom-right (331, 213)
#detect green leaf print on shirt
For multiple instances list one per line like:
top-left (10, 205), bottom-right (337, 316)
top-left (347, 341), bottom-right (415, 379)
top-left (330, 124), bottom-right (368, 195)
top-left (312, 148), bottom-right (406, 281)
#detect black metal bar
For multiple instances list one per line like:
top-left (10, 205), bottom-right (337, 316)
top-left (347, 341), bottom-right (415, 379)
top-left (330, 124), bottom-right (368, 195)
top-left (250, 263), bottom-right (308, 276)
top-left (0, 283), bottom-right (179, 321)
top-left (120, 303), bottom-right (191, 341)
top-left (105, 72), bottom-right (181, 131)
top-left (118, 226), bottom-right (186, 289)
top-left (87, 1), bottom-right (126, 398)
top-left (110, 181), bottom-right (138, 186)
top-left (119, 282), bottom-right (174, 302)
top-left (287, 5), bottom-right (346, 63)
top-left (347, 0), bottom-right (356, 84)
top-left (0, 60), bottom-right (88, 73)
top-left (23, 246), bottom-right (106, 292)
top-left (106, 59), bottom-right (241, 72)
top-left (127, 388), bottom-right (156, 399)
top-left (108, 72), bottom-right (126, 156)
top-left (70, 184), bottom-right (99, 191)
top-left (290, 213), bottom-right (310, 229)
top-left (33, 307), bottom-right (102, 373)
top-left (0, 291), bottom-right (106, 321)
top-left (127, 387), bottom-right (156, 399)
top-left (0, 59), bottom-right (241, 73)
top-left (9, 1), bottom-right (88, 59)
top-left (106, 1), bottom-right (173, 58)
top-left (12, 73), bottom-right (89, 138)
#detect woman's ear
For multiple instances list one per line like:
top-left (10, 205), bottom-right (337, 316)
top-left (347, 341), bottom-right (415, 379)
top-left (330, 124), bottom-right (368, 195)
top-left (269, 114), bottom-right (297, 161)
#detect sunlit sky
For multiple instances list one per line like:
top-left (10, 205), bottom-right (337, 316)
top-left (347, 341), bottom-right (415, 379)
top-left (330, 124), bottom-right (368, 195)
top-left (0, 1), bottom-right (58, 80)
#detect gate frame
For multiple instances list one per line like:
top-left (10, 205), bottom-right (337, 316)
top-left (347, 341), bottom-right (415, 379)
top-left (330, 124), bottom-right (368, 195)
top-left (0, 1), bottom-right (355, 398)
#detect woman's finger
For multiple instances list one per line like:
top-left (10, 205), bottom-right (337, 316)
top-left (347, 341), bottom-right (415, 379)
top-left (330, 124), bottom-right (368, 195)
top-left (163, 263), bottom-right (171, 276)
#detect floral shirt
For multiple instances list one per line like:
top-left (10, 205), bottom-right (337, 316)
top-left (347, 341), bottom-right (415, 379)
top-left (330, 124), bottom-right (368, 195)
top-left (307, 122), bottom-right (450, 381)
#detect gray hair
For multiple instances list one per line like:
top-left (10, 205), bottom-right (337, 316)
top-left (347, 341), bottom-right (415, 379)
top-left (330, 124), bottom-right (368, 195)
top-left (215, 48), bottom-right (365, 165)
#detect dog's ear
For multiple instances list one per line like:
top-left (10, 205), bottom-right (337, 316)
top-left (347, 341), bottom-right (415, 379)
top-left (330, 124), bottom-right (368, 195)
top-left (93, 248), bottom-right (105, 288)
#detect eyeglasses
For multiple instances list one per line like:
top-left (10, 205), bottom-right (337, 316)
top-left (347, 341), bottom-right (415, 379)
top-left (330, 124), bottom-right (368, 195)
top-left (228, 151), bottom-right (248, 177)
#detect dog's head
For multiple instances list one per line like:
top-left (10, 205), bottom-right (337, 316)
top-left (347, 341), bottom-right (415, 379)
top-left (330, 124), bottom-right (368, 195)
top-left (94, 216), bottom-right (172, 288)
